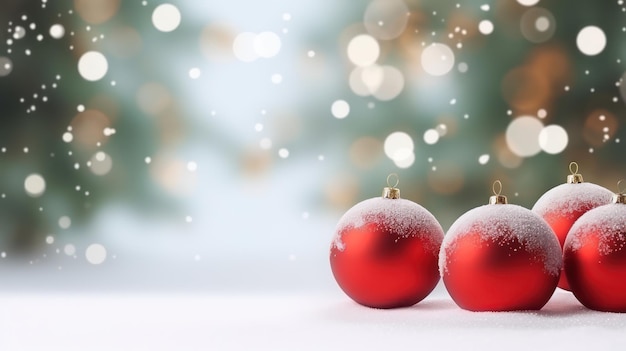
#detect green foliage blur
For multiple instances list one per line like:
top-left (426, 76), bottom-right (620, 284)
top-left (0, 1), bottom-right (177, 250)
top-left (0, 0), bottom-right (625, 252)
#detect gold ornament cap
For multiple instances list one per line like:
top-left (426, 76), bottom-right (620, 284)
top-left (613, 180), bottom-right (626, 204)
top-left (382, 173), bottom-right (401, 199)
top-left (566, 162), bottom-right (584, 184)
top-left (489, 180), bottom-right (508, 205)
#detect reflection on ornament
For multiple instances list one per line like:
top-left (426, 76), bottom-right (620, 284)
top-left (532, 162), bottom-right (613, 290)
top-left (330, 174), bottom-right (444, 309)
top-left (440, 181), bottom-right (562, 311)
top-left (564, 181), bottom-right (626, 312)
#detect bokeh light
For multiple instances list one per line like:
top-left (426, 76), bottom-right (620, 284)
top-left (347, 34), bottom-right (380, 67)
top-left (363, 0), bottom-right (409, 40)
top-left (254, 31), bottom-right (282, 58)
top-left (517, 0), bottom-right (540, 6)
top-left (232, 31), bottom-right (282, 62)
top-left (78, 51), bottom-right (109, 82)
top-left (421, 43), bottom-right (455, 76)
top-left (521, 8), bottom-right (556, 43)
top-left (478, 20), bottom-right (494, 35)
top-left (384, 131), bottom-right (415, 167)
top-left (64, 244), bottom-right (76, 256)
top-left (24, 174), bottom-right (46, 197)
top-left (0, 57), bottom-right (12, 77)
top-left (423, 129), bottom-right (440, 145)
top-left (59, 216), bottom-right (72, 230)
top-left (13, 26), bottom-right (25, 40)
top-left (538, 124), bottom-right (568, 154)
top-left (49, 24), bottom-right (65, 39)
top-left (331, 100), bottom-right (350, 119)
top-left (152, 4), bottom-right (181, 32)
top-left (394, 151), bottom-right (415, 169)
top-left (576, 26), bottom-right (606, 56)
top-left (505, 116), bottom-right (543, 157)
top-left (62, 132), bottom-right (73, 143)
top-left (349, 65), bottom-right (381, 96)
top-left (189, 68), bottom-right (201, 79)
top-left (85, 243), bottom-right (107, 265)
top-left (278, 148), bottom-right (290, 158)
top-left (90, 152), bottom-right (113, 176)
top-left (478, 154), bottom-right (490, 165)
top-left (233, 32), bottom-right (258, 62)
top-left (372, 65), bottom-right (405, 101)
top-left (74, 0), bottom-right (120, 25)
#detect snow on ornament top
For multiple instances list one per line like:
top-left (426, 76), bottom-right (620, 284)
top-left (332, 174), bottom-right (443, 253)
top-left (566, 183), bottom-right (626, 255)
top-left (532, 162), bottom-right (613, 219)
top-left (440, 181), bottom-right (562, 276)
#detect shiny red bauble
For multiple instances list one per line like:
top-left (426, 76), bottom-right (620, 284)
top-left (440, 194), bottom-right (562, 311)
top-left (564, 195), bottom-right (626, 312)
top-left (330, 187), bottom-right (444, 309)
top-left (532, 164), bottom-right (613, 291)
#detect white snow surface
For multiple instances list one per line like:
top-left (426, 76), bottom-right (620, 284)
top-left (566, 203), bottom-right (626, 255)
top-left (333, 197), bottom-right (444, 252)
top-left (532, 182), bottom-right (613, 217)
top-left (2, 288), bottom-right (626, 351)
top-left (440, 204), bottom-right (562, 276)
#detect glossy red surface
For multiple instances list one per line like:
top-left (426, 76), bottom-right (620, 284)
top-left (565, 229), bottom-right (626, 312)
top-left (330, 221), bottom-right (442, 309)
top-left (442, 232), bottom-right (559, 311)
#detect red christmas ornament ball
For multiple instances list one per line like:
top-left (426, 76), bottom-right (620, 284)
top-left (330, 182), bottom-right (444, 309)
top-left (564, 193), bottom-right (626, 312)
top-left (440, 185), bottom-right (562, 311)
top-left (532, 163), bottom-right (613, 291)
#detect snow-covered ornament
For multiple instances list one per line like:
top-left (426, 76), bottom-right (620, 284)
top-left (532, 162), bottom-right (613, 291)
top-left (440, 181), bottom-right (562, 311)
top-left (330, 174), bottom-right (444, 309)
top-left (564, 181), bottom-right (626, 312)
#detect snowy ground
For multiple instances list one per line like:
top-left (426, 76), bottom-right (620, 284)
top-left (2, 286), bottom-right (626, 351)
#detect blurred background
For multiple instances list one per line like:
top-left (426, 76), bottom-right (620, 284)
top-left (0, 0), bottom-right (624, 292)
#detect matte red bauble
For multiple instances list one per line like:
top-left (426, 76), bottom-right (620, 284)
top-left (330, 175), bottom-right (444, 309)
top-left (532, 162), bottom-right (613, 291)
top-left (564, 187), bottom-right (626, 312)
top-left (440, 181), bottom-right (562, 311)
